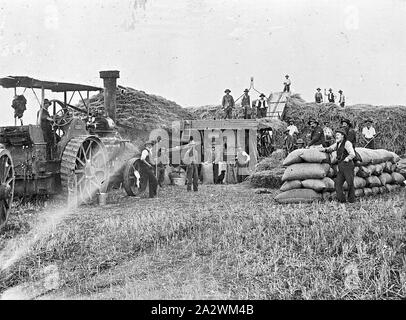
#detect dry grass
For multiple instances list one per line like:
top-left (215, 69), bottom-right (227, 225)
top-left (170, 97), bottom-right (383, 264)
top-left (1, 185), bottom-right (406, 300)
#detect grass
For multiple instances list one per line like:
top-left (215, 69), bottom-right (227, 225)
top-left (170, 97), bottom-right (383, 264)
top-left (0, 185), bottom-right (406, 299)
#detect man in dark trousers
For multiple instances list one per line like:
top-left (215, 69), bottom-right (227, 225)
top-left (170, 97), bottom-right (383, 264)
top-left (222, 89), bottom-right (235, 119)
top-left (140, 141), bottom-right (158, 198)
top-left (283, 129), bottom-right (295, 157)
top-left (156, 146), bottom-right (169, 187)
top-left (283, 75), bottom-right (291, 93)
top-left (327, 88), bottom-right (335, 103)
top-left (361, 119), bottom-right (376, 149)
top-left (338, 90), bottom-right (345, 107)
top-left (321, 128), bottom-right (356, 203)
top-left (341, 118), bottom-right (356, 147)
top-left (256, 93), bottom-right (268, 118)
top-left (241, 89), bottom-right (252, 119)
top-left (307, 118), bottom-right (325, 148)
top-left (183, 138), bottom-right (199, 192)
top-left (315, 88), bottom-right (323, 103)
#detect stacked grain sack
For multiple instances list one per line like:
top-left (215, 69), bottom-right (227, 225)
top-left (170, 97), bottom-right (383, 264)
top-left (275, 147), bottom-right (405, 204)
top-left (275, 148), bottom-right (333, 203)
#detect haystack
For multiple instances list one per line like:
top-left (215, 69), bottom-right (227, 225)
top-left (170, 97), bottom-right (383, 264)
top-left (283, 97), bottom-right (406, 155)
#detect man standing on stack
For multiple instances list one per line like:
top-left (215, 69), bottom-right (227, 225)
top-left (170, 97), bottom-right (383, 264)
top-left (338, 90), bottom-right (345, 107)
top-left (315, 88), bottom-right (323, 103)
top-left (307, 118), bottom-right (325, 148)
top-left (361, 119), bottom-right (376, 149)
top-left (256, 93), bottom-right (268, 118)
top-left (241, 89), bottom-right (252, 119)
top-left (283, 75), bottom-right (291, 93)
top-left (222, 89), bottom-right (235, 119)
top-left (341, 118), bottom-right (356, 147)
top-left (321, 128), bottom-right (356, 203)
top-left (326, 88), bottom-right (335, 103)
top-left (140, 141), bottom-right (158, 198)
top-left (183, 138), bottom-right (199, 192)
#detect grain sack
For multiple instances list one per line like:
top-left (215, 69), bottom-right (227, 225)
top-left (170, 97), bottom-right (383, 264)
top-left (385, 184), bottom-right (396, 192)
top-left (371, 187), bottom-right (380, 195)
top-left (364, 187), bottom-right (373, 196)
top-left (391, 172), bottom-right (405, 184)
top-left (389, 151), bottom-right (400, 163)
top-left (282, 149), bottom-right (304, 166)
top-left (275, 188), bottom-right (322, 204)
top-left (372, 149), bottom-right (395, 164)
top-left (357, 166), bottom-right (371, 178)
top-left (383, 161), bottom-right (393, 173)
top-left (366, 176), bottom-right (382, 187)
top-left (300, 148), bottom-right (329, 163)
top-left (366, 164), bottom-right (376, 175)
top-left (282, 163), bottom-right (330, 182)
top-left (379, 186), bottom-right (387, 194)
top-left (201, 163), bottom-right (214, 184)
top-left (343, 176), bottom-right (366, 190)
top-left (280, 180), bottom-right (302, 192)
top-left (374, 163), bottom-right (384, 175)
top-left (391, 163), bottom-right (397, 172)
top-left (301, 179), bottom-right (327, 192)
top-left (330, 151), bottom-right (338, 165)
top-left (355, 189), bottom-right (364, 197)
top-left (322, 177), bottom-right (335, 191)
top-left (378, 172), bottom-right (393, 185)
top-left (355, 148), bottom-right (373, 165)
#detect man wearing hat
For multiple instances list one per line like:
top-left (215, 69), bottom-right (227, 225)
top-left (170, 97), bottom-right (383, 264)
top-left (326, 88), bottom-right (335, 103)
top-left (341, 118), bottom-right (356, 146)
top-left (222, 89), bottom-right (235, 119)
top-left (256, 93), bottom-right (268, 118)
top-left (295, 138), bottom-right (305, 149)
top-left (283, 128), bottom-right (296, 156)
top-left (241, 89), bottom-right (252, 119)
top-left (315, 88), bottom-right (323, 103)
top-left (321, 128), bottom-right (356, 203)
top-left (140, 141), bottom-right (158, 198)
top-left (308, 118), bottom-right (325, 148)
top-left (183, 137), bottom-right (199, 192)
top-left (287, 119), bottom-right (299, 136)
top-left (338, 90), bottom-right (345, 107)
top-left (37, 98), bottom-right (54, 144)
top-left (323, 120), bottom-right (334, 147)
top-left (283, 75), bottom-right (291, 93)
top-left (362, 119), bottom-right (376, 149)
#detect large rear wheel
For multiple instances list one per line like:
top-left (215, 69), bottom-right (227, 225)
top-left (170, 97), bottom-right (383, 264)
top-left (0, 149), bottom-right (15, 230)
top-left (61, 136), bottom-right (109, 204)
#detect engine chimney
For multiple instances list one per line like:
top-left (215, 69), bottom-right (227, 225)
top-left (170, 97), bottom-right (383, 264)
top-left (99, 70), bottom-right (120, 122)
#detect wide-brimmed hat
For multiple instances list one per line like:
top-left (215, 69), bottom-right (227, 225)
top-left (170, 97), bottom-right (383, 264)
top-left (316, 88), bottom-right (321, 91)
top-left (364, 119), bottom-right (373, 124)
top-left (308, 118), bottom-right (319, 125)
top-left (296, 138), bottom-right (304, 144)
top-left (145, 141), bottom-right (154, 147)
top-left (43, 99), bottom-right (50, 105)
top-left (244, 88), bottom-right (249, 93)
top-left (341, 118), bottom-right (352, 127)
top-left (328, 88), bottom-right (332, 91)
top-left (259, 93), bottom-right (266, 97)
top-left (224, 89), bottom-right (231, 93)
top-left (285, 74), bottom-right (289, 77)
top-left (338, 89), bottom-right (343, 93)
top-left (335, 127), bottom-right (347, 137)
top-left (288, 119), bottom-right (294, 124)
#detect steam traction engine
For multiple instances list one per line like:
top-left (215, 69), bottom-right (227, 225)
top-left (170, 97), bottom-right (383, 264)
top-left (0, 70), bottom-right (140, 230)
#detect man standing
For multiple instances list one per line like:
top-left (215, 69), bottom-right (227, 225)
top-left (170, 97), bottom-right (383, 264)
top-left (236, 146), bottom-right (250, 183)
top-left (315, 88), bottom-right (323, 103)
top-left (241, 89), bottom-right (252, 119)
top-left (283, 75), bottom-right (291, 93)
top-left (156, 146), bottom-right (169, 187)
top-left (307, 118), bottom-right (325, 148)
top-left (341, 118), bottom-right (356, 147)
top-left (37, 99), bottom-right (54, 143)
top-left (183, 138), bottom-right (199, 192)
top-left (338, 90), bottom-right (345, 107)
top-left (222, 89), bottom-right (235, 119)
top-left (283, 129), bottom-right (295, 156)
top-left (321, 128), bottom-right (356, 203)
top-left (140, 141), bottom-right (158, 198)
top-left (256, 93), bottom-right (268, 118)
top-left (326, 88), bottom-right (335, 103)
top-left (287, 119), bottom-right (299, 136)
top-left (323, 121), bottom-right (334, 147)
top-left (362, 119), bottom-right (376, 149)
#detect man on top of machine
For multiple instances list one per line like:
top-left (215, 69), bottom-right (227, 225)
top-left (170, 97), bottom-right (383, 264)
top-left (37, 99), bottom-right (54, 143)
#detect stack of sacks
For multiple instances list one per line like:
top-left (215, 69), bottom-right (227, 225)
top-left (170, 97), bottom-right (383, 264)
top-left (275, 148), bottom-right (333, 203)
top-left (275, 147), bottom-right (404, 204)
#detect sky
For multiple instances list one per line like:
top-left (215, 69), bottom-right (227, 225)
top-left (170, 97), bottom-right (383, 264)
top-left (1, 0), bottom-right (406, 125)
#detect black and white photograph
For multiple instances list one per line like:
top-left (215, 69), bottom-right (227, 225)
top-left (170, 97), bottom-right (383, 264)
top-left (0, 0), bottom-right (406, 305)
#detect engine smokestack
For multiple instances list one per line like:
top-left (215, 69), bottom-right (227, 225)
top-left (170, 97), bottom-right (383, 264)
top-left (99, 70), bottom-right (120, 122)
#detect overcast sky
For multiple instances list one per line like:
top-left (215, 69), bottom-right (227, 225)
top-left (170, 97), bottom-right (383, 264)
top-left (1, 0), bottom-right (406, 125)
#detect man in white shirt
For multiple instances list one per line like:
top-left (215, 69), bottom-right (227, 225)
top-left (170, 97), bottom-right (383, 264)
top-left (183, 138), bottom-right (199, 191)
top-left (323, 121), bottom-right (334, 146)
top-left (236, 146), bottom-right (251, 183)
top-left (287, 119), bottom-right (299, 136)
top-left (283, 75), bottom-right (291, 93)
top-left (256, 93), bottom-right (268, 118)
top-left (140, 141), bottom-right (158, 198)
top-left (362, 119), bottom-right (376, 149)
